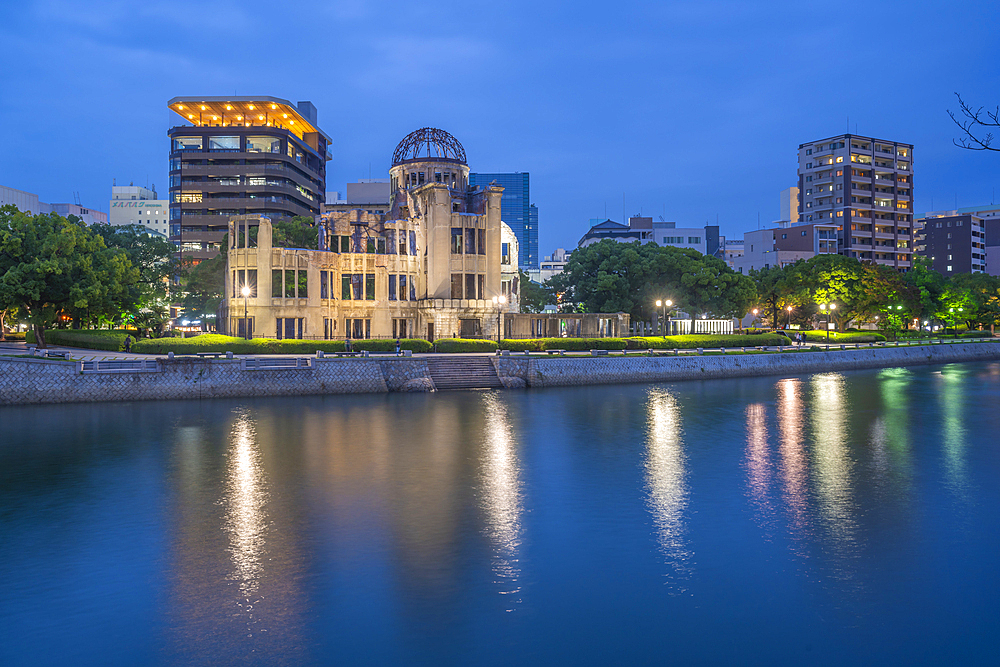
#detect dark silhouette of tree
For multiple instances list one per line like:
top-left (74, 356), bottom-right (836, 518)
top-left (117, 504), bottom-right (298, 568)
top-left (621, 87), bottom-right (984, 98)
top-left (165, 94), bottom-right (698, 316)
top-left (949, 93), bottom-right (1000, 151)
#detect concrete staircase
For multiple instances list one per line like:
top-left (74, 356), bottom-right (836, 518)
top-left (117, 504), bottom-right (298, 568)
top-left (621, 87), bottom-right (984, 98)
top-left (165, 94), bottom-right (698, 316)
top-left (426, 356), bottom-right (503, 390)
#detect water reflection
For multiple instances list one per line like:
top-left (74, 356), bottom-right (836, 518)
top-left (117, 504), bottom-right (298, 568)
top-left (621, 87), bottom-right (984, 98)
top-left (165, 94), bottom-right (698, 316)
top-left (479, 394), bottom-right (523, 610)
top-left (809, 373), bottom-right (859, 579)
top-left (224, 410), bottom-right (268, 618)
top-left (873, 368), bottom-right (914, 489)
top-left (744, 403), bottom-right (774, 532)
top-left (937, 366), bottom-right (970, 499)
top-left (644, 388), bottom-right (692, 586)
top-left (776, 379), bottom-right (810, 543)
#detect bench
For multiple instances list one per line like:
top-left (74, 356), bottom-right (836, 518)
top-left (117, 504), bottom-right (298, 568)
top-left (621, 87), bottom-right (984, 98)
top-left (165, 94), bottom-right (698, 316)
top-left (45, 351), bottom-right (71, 360)
top-left (335, 351), bottom-right (361, 357)
top-left (195, 352), bottom-right (226, 358)
top-left (546, 349), bottom-right (567, 356)
top-left (590, 349), bottom-right (609, 356)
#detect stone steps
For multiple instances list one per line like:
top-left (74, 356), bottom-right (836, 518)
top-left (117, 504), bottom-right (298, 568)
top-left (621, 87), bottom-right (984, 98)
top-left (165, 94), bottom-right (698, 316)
top-left (426, 356), bottom-right (502, 390)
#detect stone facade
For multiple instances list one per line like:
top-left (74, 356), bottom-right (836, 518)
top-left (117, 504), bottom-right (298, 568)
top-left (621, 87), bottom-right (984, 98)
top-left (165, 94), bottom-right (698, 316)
top-left (221, 128), bottom-right (512, 342)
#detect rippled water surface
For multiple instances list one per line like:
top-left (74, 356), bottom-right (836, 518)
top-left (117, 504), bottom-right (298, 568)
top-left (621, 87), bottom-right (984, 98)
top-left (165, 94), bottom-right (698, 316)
top-left (2, 363), bottom-right (1000, 666)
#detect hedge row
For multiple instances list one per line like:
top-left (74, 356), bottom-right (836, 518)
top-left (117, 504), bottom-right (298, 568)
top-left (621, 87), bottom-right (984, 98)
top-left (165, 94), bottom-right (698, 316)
top-left (133, 334), bottom-right (433, 355)
top-left (626, 334), bottom-right (788, 349)
top-left (2, 332), bottom-right (26, 341)
top-left (800, 330), bottom-right (886, 343)
top-left (433, 338), bottom-right (499, 353)
top-left (499, 338), bottom-right (628, 351)
top-left (27, 329), bottom-right (131, 351)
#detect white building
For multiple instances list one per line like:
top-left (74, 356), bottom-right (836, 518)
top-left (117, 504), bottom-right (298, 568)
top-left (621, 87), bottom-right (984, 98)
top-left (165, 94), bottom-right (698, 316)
top-left (109, 185), bottom-right (169, 237)
top-left (578, 217), bottom-right (721, 257)
top-left (0, 185), bottom-right (44, 213)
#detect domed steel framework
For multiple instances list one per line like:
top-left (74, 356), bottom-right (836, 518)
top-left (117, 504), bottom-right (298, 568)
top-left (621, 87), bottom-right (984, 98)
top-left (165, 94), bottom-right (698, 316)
top-left (391, 127), bottom-right (467, 166)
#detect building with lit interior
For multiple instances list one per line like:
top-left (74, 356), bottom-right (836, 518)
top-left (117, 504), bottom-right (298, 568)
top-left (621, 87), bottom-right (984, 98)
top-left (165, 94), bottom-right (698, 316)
top-left (109, 185), bottom-right (168, 238)
top-left (468, 172), bottom-right (538, 269)
top-left (221, 128), bottom-right (515, 340)
top-left (167, 96), bottom-right (329, 263)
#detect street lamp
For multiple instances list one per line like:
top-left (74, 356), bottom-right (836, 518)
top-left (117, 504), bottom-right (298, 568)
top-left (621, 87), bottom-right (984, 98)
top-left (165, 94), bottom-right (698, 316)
top-left (751, 308), bottom-right (759, 330)
top-left (492, 295), bottom-right (507, 342)
top-left (241, 284), bottom-right (251, 339)
top-left (820, 303), bottom-right (836, 342)
top-left (655, 299), bottom-right (673, 337)
top-left (949, 307), bottom-right (964, 337)
top-left (786, 305), bottom-right (793, 329)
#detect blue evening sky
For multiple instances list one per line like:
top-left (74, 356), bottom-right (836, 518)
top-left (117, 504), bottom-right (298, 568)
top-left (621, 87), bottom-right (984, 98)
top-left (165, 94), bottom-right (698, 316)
top-left (1, 0), bottom-right (998, 254)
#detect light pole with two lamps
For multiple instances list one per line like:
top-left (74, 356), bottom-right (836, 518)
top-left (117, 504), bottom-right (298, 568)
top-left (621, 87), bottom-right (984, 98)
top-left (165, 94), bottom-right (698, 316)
top-left (949, 307), bottom-right (964, 337)
top-left (655, 299), bottom-right (673, 337)
top-left (491, 295), bottom-right (507, 342)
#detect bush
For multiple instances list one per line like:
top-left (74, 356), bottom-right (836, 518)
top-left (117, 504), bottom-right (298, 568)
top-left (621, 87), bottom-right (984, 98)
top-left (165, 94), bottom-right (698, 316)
top-left (801, 330), bottom-right (886, 343)
top-left (434, 338), bottom-right (499, 353)
top-left (352, 338), bottom-right (433, 353)
top-left (2, 332), bottom-right (26, 341)
top-left (26, 329), bottom-right (131, 351)
top-left (499, 337), bottom-right (627, 351)
top-left (626, 334), bottom-right (788, 349)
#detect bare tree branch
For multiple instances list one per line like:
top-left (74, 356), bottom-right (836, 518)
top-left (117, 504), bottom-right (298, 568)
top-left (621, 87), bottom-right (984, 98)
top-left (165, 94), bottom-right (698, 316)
top-left (949, 93), bottom-right (1000, 151)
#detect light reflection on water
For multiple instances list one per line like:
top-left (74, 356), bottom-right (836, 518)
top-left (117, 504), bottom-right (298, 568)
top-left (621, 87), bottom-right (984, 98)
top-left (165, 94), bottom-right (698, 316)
top-left (744, 402), bottom-right (773, 532)
top-left (776, 378), bottom-right (810, 546)
top-left (479, 393), bottom-right (524, 610)
top-left (937, 366), bottom-right (971, 500)
top-left (644, 388), bottom-right (692, 587)
top-left (809, 373), bottom-right (860, 582)
top-left (225, 410), bottom-right (268, 601)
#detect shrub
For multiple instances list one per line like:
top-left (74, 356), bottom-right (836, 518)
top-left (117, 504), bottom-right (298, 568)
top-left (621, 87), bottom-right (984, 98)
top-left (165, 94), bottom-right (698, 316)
top-left (26, 329), bottom-right (131, 351)
top-left (2, 332), bottom-right (26, 341)
top-left (499, 337), bottom-right (627, 351)
top-left (626, 334), bottom-right (788, 349)
top-left (801, 330), bottom-right (886, 343)
top-left (352, 338), bottom-right (433, 353)
top-left (434, 338), bottom-right (499, 353)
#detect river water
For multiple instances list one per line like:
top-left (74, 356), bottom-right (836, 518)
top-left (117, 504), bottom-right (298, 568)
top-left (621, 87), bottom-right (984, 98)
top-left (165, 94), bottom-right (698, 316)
top-left (1, 363), bottom-right (999, 666)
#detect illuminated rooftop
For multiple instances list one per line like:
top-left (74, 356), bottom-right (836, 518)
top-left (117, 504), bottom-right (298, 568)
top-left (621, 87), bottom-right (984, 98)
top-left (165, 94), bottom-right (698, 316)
top-left (167, 96), bottom-right (331, 143)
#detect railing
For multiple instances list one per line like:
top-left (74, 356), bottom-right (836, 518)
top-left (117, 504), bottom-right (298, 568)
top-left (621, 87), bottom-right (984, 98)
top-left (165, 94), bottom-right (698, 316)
top-left (81, 359), bottom-right (159, 372)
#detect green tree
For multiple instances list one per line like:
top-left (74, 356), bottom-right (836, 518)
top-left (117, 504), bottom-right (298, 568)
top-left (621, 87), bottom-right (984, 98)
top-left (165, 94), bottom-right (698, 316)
top-left (0, 207), bottom-right (138, 348)
top-left (91, 223), bottom-right (178, 305)
top-left (518, 270), bottom-right (553, 313)
top-left (272, 216), bottom-right (318, 249)
top-left (181, 253), bottom-right (226, 326)
top-left (952, 272), bottom-right (1000, 331)
top-left (789, 254), bottom-right (867, 331)
top-left (902, 256), bottom-right (946, 328)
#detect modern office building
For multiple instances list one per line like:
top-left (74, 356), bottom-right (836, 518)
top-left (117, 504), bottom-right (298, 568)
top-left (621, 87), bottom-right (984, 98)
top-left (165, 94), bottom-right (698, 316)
top-left (578, 216), bottom-right (721, 257)
top-left (109, 185), bottom-right (169, 237)
top-left (220, 128), bottom-right (513, 340)
top-left (468, 172), bottom-right (538, 269)
top-left (797, 134), bottom-right (914, 270)
top-left (167, 96), bottom-right (330, 263)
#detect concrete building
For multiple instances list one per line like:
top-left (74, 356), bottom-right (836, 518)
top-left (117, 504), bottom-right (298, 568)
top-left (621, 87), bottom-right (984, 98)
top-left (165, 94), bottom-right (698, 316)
top-left (48, 203), bottom-right (108, 226)
top-left (915, 214), bottom-right (985, 275)
top-left (780, 186), bottom-right (800, 224)
top-left (798, 134), bottom-right (914, 270)
top-left (723, 239), bottom-right (745, 268)
top-left (732, 220), bottom-right (839, 274)
top-left (578, 216), bottom-right (721, 257)
top-left (468, 172), bottom-right (538, 269)
top-left (221, 128), bottom-right (510, 341)
top-left (109, 185), bottom-right (169, 237)
top-left (322, 179), bottom-right (390, 216)
top-left (167, 96), bottom-right (330, 263)
top-left (537, 248), bottom-right (570, 282)
top-left (0, 185), bottom-right (44, 213)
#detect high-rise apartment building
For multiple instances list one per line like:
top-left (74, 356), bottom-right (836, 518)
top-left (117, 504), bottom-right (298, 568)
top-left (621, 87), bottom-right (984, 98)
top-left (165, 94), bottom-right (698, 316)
top-left (468, 172), bottom-right (537, 269)
top-left (109, 185), bottom-right (169, 238)
top-left (797, 134), bottom-right (914, 270)
top-left (167, 96), bottom-right (330, 263)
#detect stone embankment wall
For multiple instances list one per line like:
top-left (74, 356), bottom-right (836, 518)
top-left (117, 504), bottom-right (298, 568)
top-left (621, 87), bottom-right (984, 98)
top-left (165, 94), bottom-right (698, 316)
top-left (496, 342), bottom-right (1000, 388)
top-left (1, 343), bottom-right (999, 406)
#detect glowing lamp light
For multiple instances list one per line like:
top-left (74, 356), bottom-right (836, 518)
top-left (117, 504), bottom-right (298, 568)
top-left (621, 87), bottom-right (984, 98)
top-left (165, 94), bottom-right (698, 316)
top-left (270, 104), bottom-right (276, 109)
top-left (289, 120), bottom-right (294, 124)
top-left (249, 104), bottom-right (255, 110)
top-left (241, 285), bottom-right (251, 297)
top-left (188, 114), bottom-right (193, 119)
top-left (178, 105), bottom-right (184, 109)
top-left (258, 115), bottom-right (264, 120)
top-left (656, 299), bottom-right (662, 307)
top-left (212, 115), bottom-right (218, 120)
top-left (282, 113), bottom-right (288, 118)
top-left (200, 105), bottom-right (206, 110)
top-left (225, 104), bottom-right (232, 110)
top-left (236, 115), bottom-right (242, 120)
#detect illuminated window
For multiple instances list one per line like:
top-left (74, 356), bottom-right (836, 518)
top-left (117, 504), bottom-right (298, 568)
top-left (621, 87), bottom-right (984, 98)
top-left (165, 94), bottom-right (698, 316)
top-left (246, 136), bottom-right (281, 153)
top-left (208, 136), bottom-right (239, 150)
top-left (172, 136), bottom-right (202, 151)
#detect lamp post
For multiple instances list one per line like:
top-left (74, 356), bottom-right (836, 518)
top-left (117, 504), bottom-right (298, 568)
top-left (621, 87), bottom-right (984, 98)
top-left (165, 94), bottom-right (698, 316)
top-left (492, 295), bottom-right (507, 342)
top-left (820, 303), bottom-right (836, 343)
top-left (751, 308), bottom-right (759, 330)
top-left (241, 285), bottom-right (251, 339)
top-left (786, 305), bottom-right (793, 329)
top-left (655, 299), bottom-right (673, 337)
top-left (949, 307), bottom-right (964, 337)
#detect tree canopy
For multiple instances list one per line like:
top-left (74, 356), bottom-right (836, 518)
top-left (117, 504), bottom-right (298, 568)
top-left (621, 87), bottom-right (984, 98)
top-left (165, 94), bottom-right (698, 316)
top-left (548, 240), bottom-right (757, 322)
top-left (0, 207), bottom-right (139, 347)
